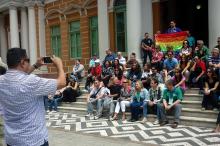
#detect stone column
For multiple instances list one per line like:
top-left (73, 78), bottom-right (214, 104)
top-left (9, 5), bottom-right (20, 48)
top-left (0, 15), bottom-right (7, 63)
top-left (126, 0), bottom-right (142, 61)
top-left (97, 0), bottom-right (109, 60)
top-left (21, 7), bottom-right (29, 55)
top-left (142, 0), bottom-right (153, 36)
top-left (38, 4), bottom-right (46, 57)
top-left (209, 0), bottom-right (220, 48)
top-left (28, 5), bottom-right (37, 64)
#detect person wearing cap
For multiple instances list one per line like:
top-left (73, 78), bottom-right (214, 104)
top-left (189, 56), bottom-right (206, 93)
top-left (208, 48), bottom-right (220, 77)
top-left (85, 59), bottom-right (102, 91)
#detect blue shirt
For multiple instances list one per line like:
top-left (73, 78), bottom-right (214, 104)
top-left (208, 55), bottom-right (220, 64)
top-left (0, 70), bottom-right (57, 146)
top-left (104, 54), bottom-right (115, 63)
top-left (166, 27), bottom-right (182, 34)
top-left (163, 58), bottom-right (178, 71)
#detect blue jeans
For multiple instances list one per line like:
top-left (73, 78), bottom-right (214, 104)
top-left (157, 103), bottom-right (182, 123)
top-left (87, 98), bottom-right (104, 117)
top-left (143, 101), bottom-right (160, 119)
top-left (49, 97), bottom-right (62, 111)
top-left (130, 101), bottom-right (143, 120)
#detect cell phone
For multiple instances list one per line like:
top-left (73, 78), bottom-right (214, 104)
top-left (43, 56), bottom-right (52, 64)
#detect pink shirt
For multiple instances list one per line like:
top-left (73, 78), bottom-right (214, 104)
top-left (152, 51), bottom-right (163, 62)
top-left (172, 75), bottom-right (186, 91)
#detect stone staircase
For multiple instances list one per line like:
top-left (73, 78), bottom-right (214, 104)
top-left (39, 73), bottom-right (219, 128)
top-left (57, 81), bottom-right (219, 128)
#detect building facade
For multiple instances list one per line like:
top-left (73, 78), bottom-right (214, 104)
top-left (0, 0), bottom-right (219, 73)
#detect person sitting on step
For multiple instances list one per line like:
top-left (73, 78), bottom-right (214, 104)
top-left (129, 81), bottom-right (149, 122)
top-left (86, 77), bottom-right (105, 120)
top-left (202, 68), bottom-right (219, 111)
top-left (141, 78), bottom-right (163, 125)
top-left (189, 56), bottom-right (206, 94)
top-left (71, 59), bottom-right (85, 82)
top-left (112, 79), bottom-right (134, 122)
top-left (158, 79), bottom-right (183, 128)
top-left (172, 67), bottom-right (186, 94)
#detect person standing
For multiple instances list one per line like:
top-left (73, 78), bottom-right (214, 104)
top-left (166, 20), bottom-right (182, 34)
top-left (141, 33), bottom-right (153, 65)
top-left (0, 48), bottom-right (66, 146)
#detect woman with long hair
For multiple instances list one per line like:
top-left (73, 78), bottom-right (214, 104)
top-left (172, 68), bottom-right (186, 94)
top-left (130, 81), bottom-right (149, 122)
top-left (102, 60), bottom-right (114, 86)
top-left (179, 40), bottom-right (192, 59)
top-left (112, 79), bottom-right (133, 121)
top-left (127, 63), bottom-right (142, 87)
top-left (179, 54), bottom-right (192, 82)
top-left (202, 68), bottom-right (219, 110)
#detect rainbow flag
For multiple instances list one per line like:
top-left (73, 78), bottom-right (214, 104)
top-left (155, 31), bottom-right (188, 52)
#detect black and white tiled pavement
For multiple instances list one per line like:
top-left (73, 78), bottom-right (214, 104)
top-left (46, 112), bottom-right (220, 146)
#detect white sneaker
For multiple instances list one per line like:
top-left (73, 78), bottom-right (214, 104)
top-left (141, 117), bottom-right (147, 124)
top-left (94, 115), bottom-right (100, 120)
top-left (46, 110), bottom-right (50, 113)
top-left (153, 119), bottom-right (159, 125)
top-left (85, 113), bottom-right (91, 117)
top-left (89, 115), bottom-right (94, 120)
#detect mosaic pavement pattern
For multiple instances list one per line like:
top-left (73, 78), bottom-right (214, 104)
top-left (46, 112), bottom-right (220, 146)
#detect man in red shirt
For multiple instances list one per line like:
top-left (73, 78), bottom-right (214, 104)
top-left (189, 56), bottom-right (206, 93)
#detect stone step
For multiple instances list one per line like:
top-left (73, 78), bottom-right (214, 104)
top-left (181, 100), bottom-right (201, 109)
top-left (183, 94), bottom-right (203, 101)
top-left (181, 108), bottom-right (219, 119)
top-left (57, 106), bottom-right (217, 128)
top-left (62, 100), bottom-right (203, 110)
top-left (147, 115), bottom-right (216, 128)
top-left (58, 106), bottom-right (86, 115)
top-left (61, 102), bottom-right (87, 108)
top-left (59, 102), bottom-right (218, 119)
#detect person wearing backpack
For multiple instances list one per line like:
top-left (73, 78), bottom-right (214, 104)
top-left (141, 78), bottom-right (162, 125)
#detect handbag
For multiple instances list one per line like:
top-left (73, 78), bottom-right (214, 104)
top-left (90, 87), bottom-right (102, 99)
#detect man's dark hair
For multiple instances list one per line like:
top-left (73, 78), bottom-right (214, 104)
top-left (145, 32), bottom-right (149, 35)
top-left (131, 52), bottom-right (136, 56)
top-left (7, 48), bottom-right (27, 68)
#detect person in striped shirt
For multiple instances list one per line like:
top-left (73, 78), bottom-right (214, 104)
top-left (0, 48), bottom-right (66, 146)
